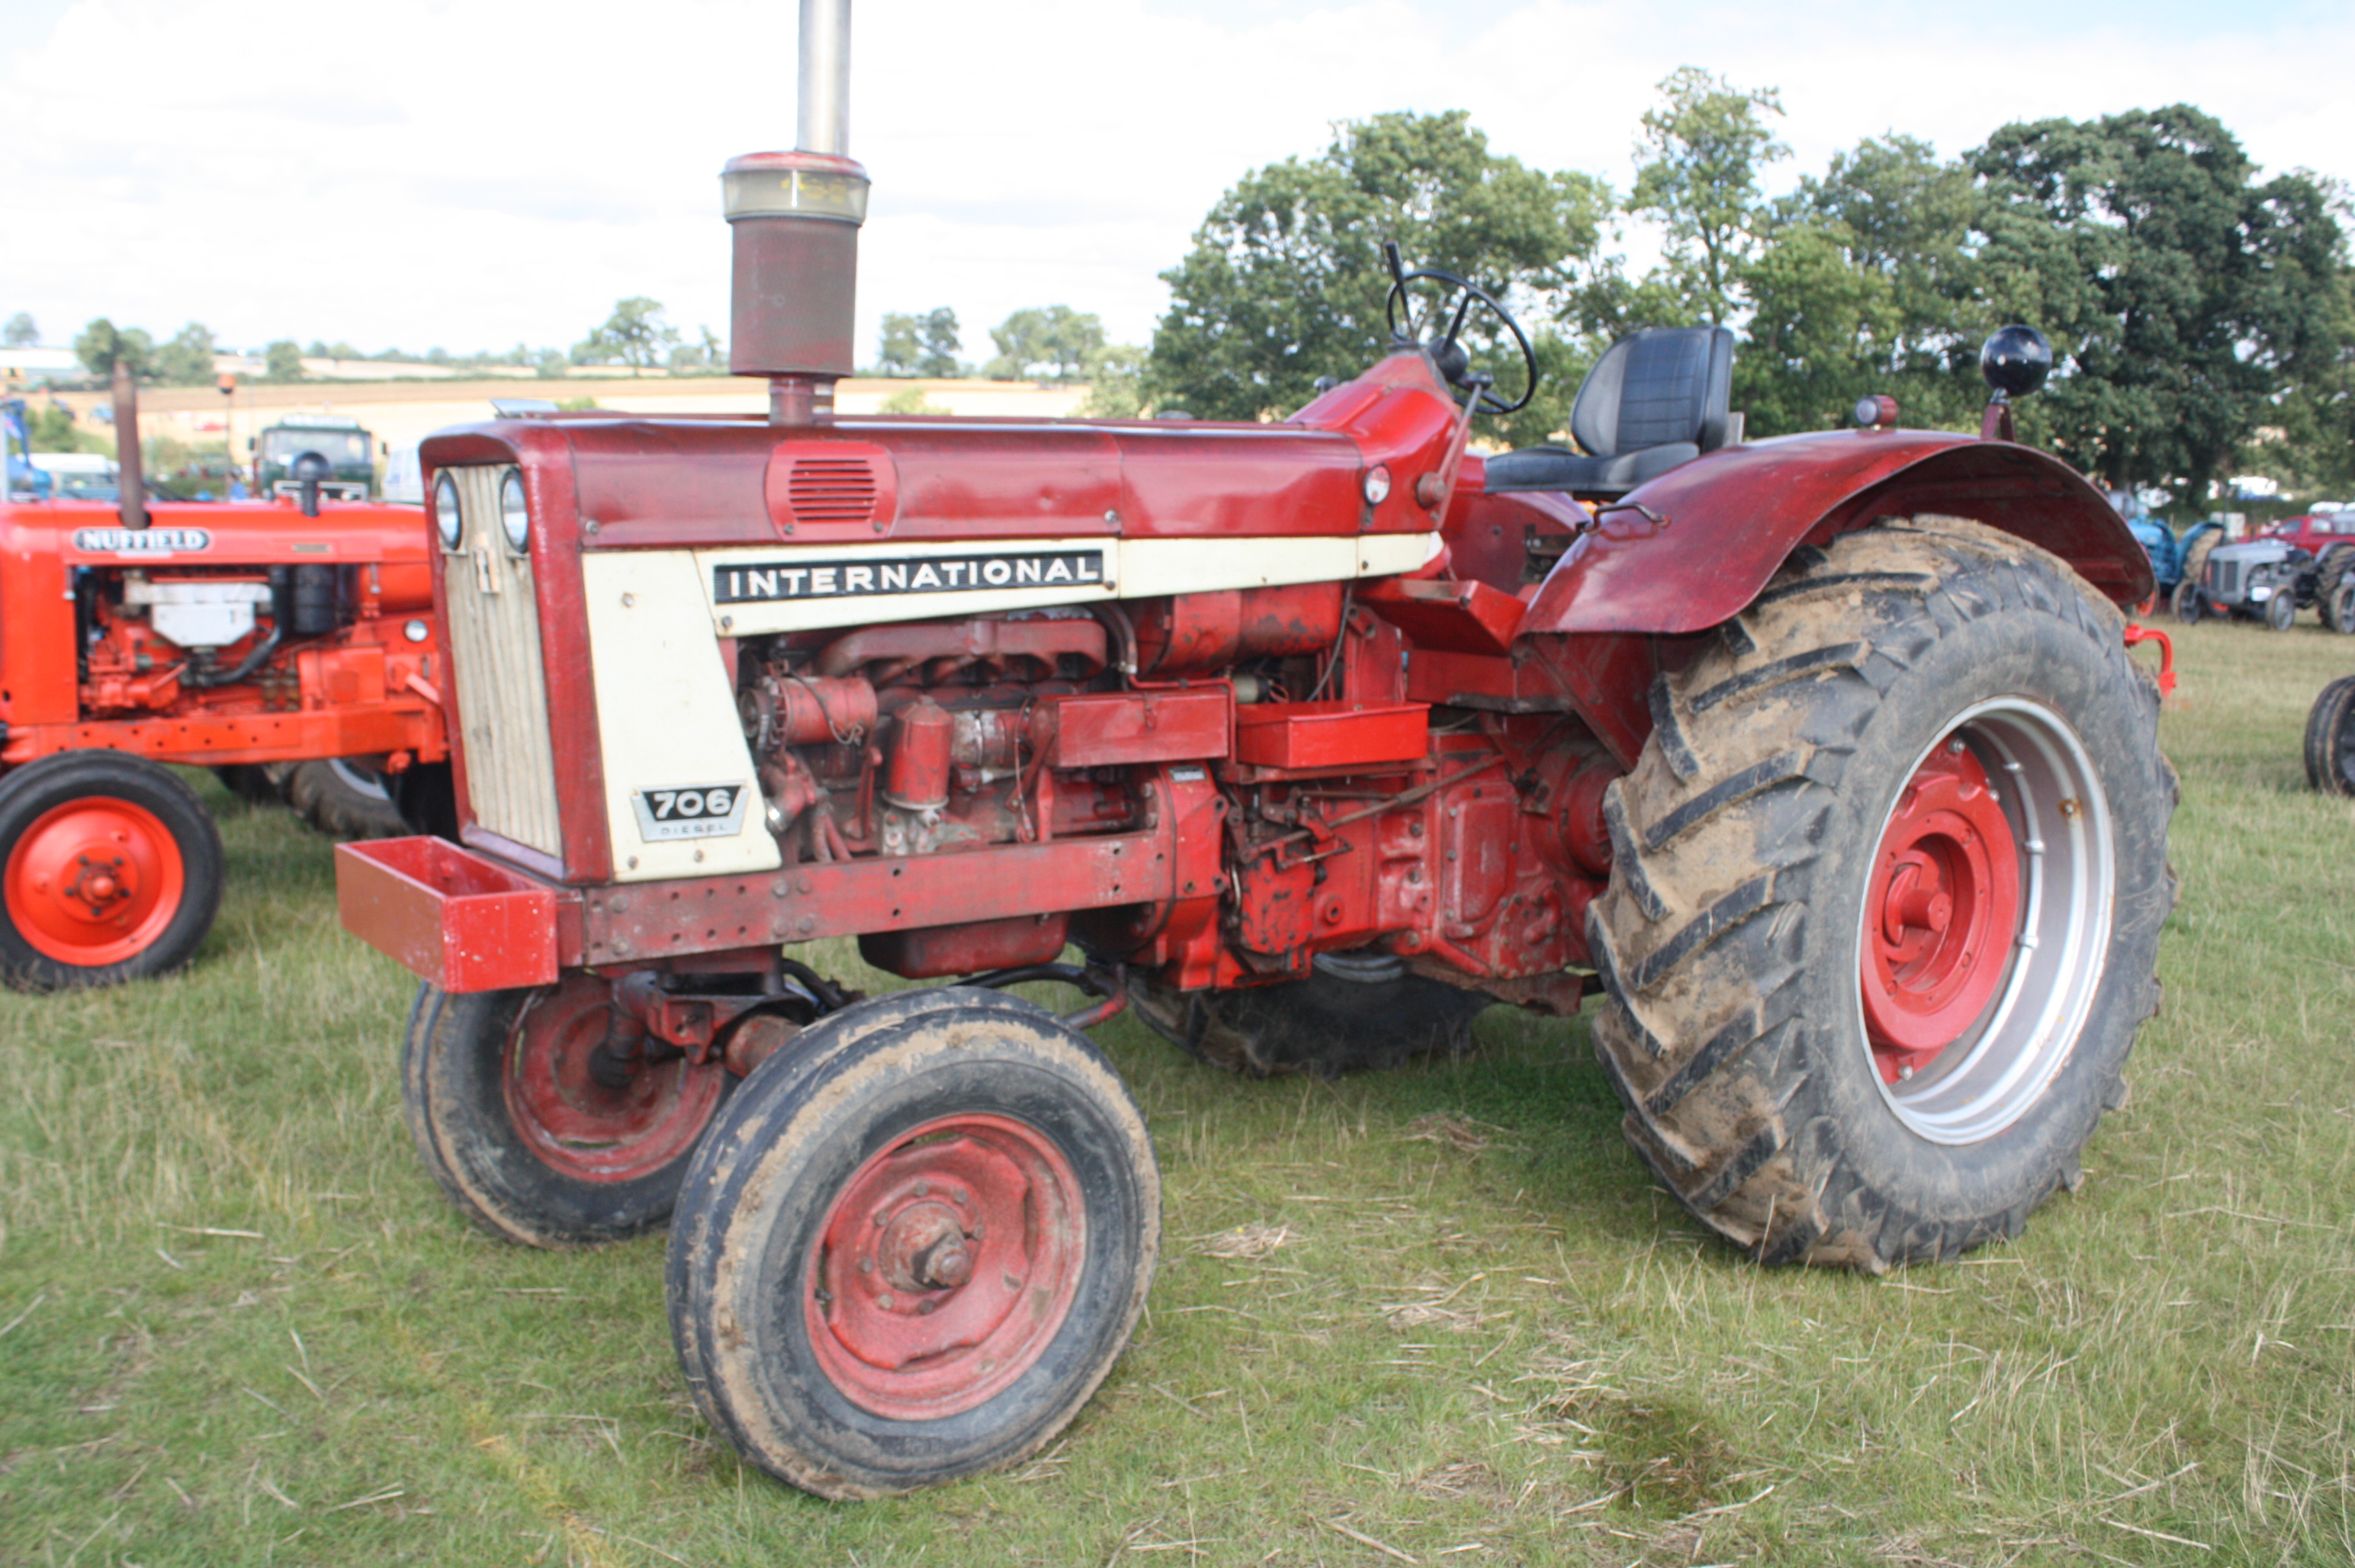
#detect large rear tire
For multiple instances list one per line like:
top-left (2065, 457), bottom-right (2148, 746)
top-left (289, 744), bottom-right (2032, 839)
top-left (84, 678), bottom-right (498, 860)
top-left (403, 975), bottom-right (735, 1247)
top-left (667, 989), bottom-right (1158, 1499)
top-left (1589, 517), bottom-right (2173, 1271)
top-left (2305, 676), bottom-right (2355, 797)
top-left (2328, 581), bottom-right (2355, 637)
top-left (1130, 951), bottom-right (1490, 1078)
top-left (0, 753), bottom-right (223, 991)
top-left (284, 757), bottom-right (412, 840)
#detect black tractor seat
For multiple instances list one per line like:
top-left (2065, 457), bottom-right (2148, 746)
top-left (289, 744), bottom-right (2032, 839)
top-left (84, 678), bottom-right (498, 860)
top-left (1484, 325), bottom-right (1734, 500)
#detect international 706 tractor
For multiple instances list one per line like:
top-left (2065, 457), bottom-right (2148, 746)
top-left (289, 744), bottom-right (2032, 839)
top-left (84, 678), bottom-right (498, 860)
top-left (336, 2), bottom-right (2171, 1501)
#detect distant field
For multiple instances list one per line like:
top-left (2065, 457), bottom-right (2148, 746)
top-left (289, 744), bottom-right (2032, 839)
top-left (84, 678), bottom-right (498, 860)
top-left (2, 615), bottom-right (2350, 1566)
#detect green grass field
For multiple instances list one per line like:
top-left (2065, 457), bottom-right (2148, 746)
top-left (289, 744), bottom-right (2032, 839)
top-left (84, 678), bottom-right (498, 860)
top-left (2, 617), bottom-right (2350, 1567)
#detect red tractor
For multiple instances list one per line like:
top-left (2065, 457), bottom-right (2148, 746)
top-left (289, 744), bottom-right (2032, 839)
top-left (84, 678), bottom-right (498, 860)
top-left (336, 4), bottom-right (2170, 1500)
top-left (0, 369), bottom-right (450, 990)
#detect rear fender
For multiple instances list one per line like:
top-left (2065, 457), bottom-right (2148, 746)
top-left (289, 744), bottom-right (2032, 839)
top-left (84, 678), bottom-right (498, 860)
top-left (1518, 429), bottom-right (2153, 636)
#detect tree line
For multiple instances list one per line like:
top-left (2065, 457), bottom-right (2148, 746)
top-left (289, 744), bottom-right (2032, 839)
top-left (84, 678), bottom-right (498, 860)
top-left (1126, 80), bottom-right (2350, 511)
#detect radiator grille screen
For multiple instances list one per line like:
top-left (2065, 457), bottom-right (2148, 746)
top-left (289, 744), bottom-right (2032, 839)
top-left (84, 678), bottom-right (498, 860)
top-left (786, 457), bottom-right (879, 528)
top-left (442, 465), bottom-right (562, 857)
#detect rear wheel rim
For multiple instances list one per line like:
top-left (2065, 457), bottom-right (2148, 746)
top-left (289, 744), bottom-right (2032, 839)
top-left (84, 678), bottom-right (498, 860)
top-left (1856, 699), bottom-right (2113, 1144)
top-left (501, 975), bottom-right (723, 1182)
top-left (808, 1113), bottom-right (1084, 1421)
top-left (4, 797), bottom-right (185, 967)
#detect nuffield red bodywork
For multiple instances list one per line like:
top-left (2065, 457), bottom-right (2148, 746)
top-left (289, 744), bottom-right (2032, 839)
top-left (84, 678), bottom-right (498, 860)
top-left (0, 498), bottom-right (448, 770)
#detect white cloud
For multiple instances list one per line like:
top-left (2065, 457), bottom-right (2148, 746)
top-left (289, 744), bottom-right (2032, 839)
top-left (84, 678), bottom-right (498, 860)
top-left (3, 0), bottom-right (2345, 363)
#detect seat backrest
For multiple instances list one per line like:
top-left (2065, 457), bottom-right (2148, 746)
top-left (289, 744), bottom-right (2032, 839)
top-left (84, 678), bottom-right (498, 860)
top-left (1569, 326), bottom-right (1735, 458)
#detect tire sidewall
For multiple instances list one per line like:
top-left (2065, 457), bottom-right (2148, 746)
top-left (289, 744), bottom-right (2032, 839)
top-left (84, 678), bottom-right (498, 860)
top-left (1780, 581), bottom-right (2167, 1230)
top-left (678, 1002), bottom-right (1156, 1496)
top-left (0, 753), bottom-right (223, 990)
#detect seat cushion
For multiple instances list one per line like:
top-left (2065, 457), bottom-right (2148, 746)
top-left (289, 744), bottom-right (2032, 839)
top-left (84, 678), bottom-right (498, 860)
top-left (1482, 442), bottom-right (1700, 496)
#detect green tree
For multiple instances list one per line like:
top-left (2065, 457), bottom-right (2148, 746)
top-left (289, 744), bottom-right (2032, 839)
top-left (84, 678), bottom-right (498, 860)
top-left (1971, 105), bottom-right (2347, 503)
top-left (153, 323), bottom-right (219, 385)
top-left (985, 306), bottom-right (1104, 382)
top-left (75, 318), bottom-right (155, 381)
top-left (1733, 219), bottom-right (1902, 435)
top-left (1148, 109), bottom-right (1609, 423)
top-left (263, 340), bottom-right (306, 383)
top-left (4, 313), bottom-right (35, 347)
top-left (534, 348), bottom-right (571, 381)
top-left (580, 297), bottom-right (680, 370)
top-left (875, 312), bottom-right (924, 375)
top-left (1075, 342), bottom-right (1149, 417)
top-left (1628, 67), bottom-right (1788, 326)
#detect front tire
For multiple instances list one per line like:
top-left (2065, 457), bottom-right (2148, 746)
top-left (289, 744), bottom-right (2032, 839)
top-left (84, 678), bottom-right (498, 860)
top-left (2267, 587), bottom-right (2299, 632)
top-left (2170, 580), bottom-right (2203, 625)
top-left (667, 989), bottom-right (1158, 1499)
top-left (403, 975), bottom-right (734, 1247)
top-left (1589, 517), bottom-right (2173, 1271)
top-left (2306, 676), bottom-right (2355, 797)
top-left (2328, 581), bottom-right (2355, 637)
top-left (0, 753), bottom-right (223, 991)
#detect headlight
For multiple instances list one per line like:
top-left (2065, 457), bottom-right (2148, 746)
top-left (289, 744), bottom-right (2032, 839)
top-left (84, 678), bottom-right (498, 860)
top-left (500, 470), bottom-right (530, 554)
top-left (433, 473), bottom-right (463, 550)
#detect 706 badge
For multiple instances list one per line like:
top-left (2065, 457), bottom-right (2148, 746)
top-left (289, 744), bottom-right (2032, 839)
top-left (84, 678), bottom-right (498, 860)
top-left (631, 782), bottom-right (751, 841)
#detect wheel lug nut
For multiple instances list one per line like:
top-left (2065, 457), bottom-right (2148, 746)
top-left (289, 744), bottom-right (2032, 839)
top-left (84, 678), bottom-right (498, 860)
top-left (914, 1181), bottom-right (930, 1197)
top-left (917, 1299), bottom-right (937, 1316)
top-left (858, 1257), bottom-right (873, 1274)
top-left (876, 1292), bottom-right (895, 1309)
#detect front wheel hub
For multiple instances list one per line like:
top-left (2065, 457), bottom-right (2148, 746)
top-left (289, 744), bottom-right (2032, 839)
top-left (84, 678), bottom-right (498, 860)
top-left (811, 1114), bottom-right (1083, 1420)
top-left (5, 800), bottom-right (184, 966)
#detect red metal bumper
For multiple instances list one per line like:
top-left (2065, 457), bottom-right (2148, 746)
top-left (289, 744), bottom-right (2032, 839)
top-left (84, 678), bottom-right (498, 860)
top-left (336, 837), bottom-right (560, 993)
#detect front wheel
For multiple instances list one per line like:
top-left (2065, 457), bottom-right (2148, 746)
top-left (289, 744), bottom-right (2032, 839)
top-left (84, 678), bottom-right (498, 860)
top-left (1589, 517), bottom-right (2173, 1271)
top-left (403, 975), bottom-right (734, 1247)
top-left (667, 989), bottom-right (1158, 1499)
top-left (2267, 588), bottom-right (2299, 632)
top-left (2328, 581), bottom-right (2355, 637)
top-left (0, 753), bottom-right (223, 991)
top-left (2170, 580), bottom-right (2203, 625)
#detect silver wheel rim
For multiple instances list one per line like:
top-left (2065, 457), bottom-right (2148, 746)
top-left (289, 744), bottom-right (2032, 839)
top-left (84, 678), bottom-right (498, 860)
top-left (327, 757), bottom-right (394, 802)
top-left (1855, 698), bottom-right (2115, 1145)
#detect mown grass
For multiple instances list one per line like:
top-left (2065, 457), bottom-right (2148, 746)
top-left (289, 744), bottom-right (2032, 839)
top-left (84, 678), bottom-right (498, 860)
top-left (2, 617), bottom-right (2350, 1566)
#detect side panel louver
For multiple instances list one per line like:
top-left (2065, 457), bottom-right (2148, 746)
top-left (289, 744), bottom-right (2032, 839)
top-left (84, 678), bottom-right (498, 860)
top-left (763, 440), bottom-right (899, 540)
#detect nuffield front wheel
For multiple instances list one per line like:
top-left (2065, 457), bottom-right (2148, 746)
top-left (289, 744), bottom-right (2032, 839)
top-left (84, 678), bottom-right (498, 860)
top-left (1589, 517), bottom-right (2174, 1271)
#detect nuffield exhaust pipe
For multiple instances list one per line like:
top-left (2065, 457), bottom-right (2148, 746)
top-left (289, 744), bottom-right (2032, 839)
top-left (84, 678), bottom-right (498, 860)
top-left (112, 360), bottom-right (148, 529)
top-left (724, 0), bottom-right (869, 426)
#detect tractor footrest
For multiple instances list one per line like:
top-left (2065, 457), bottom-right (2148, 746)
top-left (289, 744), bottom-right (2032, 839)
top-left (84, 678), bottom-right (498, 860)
top-left (336, 837), bottom-right (561, 993)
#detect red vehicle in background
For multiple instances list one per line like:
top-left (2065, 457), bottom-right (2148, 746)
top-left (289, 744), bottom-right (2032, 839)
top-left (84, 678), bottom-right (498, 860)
top-left (0, 369), bottom-right (450, 990)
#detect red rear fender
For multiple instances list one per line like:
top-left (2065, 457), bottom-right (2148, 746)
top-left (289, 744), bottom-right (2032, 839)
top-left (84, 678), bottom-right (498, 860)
top-left (1518, 430), bottom-right (2153, 637)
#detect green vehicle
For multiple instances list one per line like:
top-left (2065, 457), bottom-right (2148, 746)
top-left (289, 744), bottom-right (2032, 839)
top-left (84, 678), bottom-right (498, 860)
top-left (257, 414), bottom-right (376, 502)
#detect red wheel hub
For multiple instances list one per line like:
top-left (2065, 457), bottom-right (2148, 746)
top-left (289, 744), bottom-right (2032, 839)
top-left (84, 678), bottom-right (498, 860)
top-left (501, 972), bottom-right (724, 1183)
top-left (4, 798), bottom-right (185, 968)
top-left (809, 1114), bottom-right (1084, 1421)
top-left (1860, 737), bottom-right (2021, 1083)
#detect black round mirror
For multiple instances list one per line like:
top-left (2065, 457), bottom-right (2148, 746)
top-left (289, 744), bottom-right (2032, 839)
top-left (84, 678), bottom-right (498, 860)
top-left (1980, 326), bottom-right (2052, 398)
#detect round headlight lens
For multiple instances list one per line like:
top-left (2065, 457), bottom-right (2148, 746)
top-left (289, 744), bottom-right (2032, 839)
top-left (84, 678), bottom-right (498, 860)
top-left (432, 474), bottom-right (462, 550)
top-left (500, 471), bottom-right (530, 554)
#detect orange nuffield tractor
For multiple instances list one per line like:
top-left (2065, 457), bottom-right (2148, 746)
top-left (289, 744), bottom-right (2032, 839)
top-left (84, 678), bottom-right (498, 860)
top-left (0, 374), bottom-right (449, 989)
top-left (336, 2), bottom-right (2170, 1499)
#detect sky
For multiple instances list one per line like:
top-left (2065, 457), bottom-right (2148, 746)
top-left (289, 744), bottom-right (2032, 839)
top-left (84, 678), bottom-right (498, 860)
top-left (2, 0), bottom-right (2348, 369)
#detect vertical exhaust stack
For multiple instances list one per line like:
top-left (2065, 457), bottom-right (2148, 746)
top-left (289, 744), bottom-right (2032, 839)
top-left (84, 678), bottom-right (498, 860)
top-left (111, 360), bottom-right (148, 529)
top-left (725, 0), bottom-right (869, 426)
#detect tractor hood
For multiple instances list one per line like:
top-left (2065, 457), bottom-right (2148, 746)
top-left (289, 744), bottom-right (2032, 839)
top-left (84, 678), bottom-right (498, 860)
top-left (2208, 538), bottom-right (2300, 565)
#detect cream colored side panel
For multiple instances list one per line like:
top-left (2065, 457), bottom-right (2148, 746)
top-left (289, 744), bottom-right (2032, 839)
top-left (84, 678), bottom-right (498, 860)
top-left (1118, 531), bottom-right (1441, 596)
top-left (443, 465), bottom-right (561, 856)
top-left (581, 553), bottom-right (781, 882)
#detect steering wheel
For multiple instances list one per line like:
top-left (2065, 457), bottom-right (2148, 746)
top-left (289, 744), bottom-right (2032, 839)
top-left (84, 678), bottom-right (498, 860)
top-left (1380, 241), bottom-right (1537, 416)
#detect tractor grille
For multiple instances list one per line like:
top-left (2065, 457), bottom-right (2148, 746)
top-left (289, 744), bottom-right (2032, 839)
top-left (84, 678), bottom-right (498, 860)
top-left (2207, 557), bottom-right (2241, 600)
top-left (441, 465), bottom-right (563, 858)
top-left (784, 456), bottom-right (879, 529)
